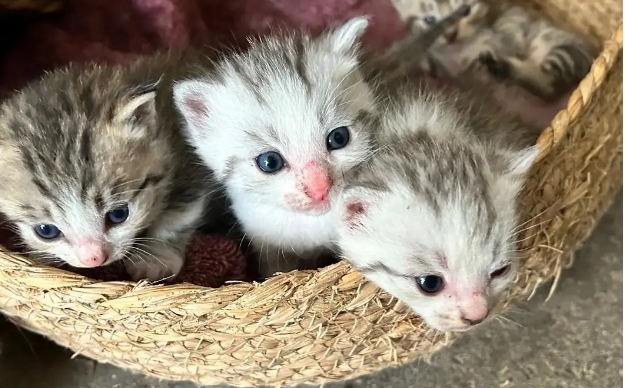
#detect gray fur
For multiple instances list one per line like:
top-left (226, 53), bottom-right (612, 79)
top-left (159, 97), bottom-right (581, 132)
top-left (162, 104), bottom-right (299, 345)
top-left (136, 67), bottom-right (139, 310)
top-left (0, 51), bottom-right (216, 281)
top-left (336, 83), bottom-right (541, 332)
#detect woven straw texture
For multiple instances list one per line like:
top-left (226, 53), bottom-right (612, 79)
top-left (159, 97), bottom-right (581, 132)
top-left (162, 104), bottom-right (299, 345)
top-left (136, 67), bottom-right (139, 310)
top-left (0, 0), bottom-right (622, 386)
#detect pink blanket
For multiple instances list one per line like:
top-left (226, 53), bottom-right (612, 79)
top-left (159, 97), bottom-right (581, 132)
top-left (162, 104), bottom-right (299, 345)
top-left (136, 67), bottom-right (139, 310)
top-left (0, 0), bottom-right (406, 98)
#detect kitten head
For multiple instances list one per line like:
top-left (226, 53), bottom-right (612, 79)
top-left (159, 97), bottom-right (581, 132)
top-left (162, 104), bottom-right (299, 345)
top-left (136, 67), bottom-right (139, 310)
top-left (335, 101), bottom-right (538, 332)
top-left (0, 66), bottom-right (174, 269)
top-left (173, 17), bottom-right (376, 215)
top-left (413, 0), bottom-right (489, 45)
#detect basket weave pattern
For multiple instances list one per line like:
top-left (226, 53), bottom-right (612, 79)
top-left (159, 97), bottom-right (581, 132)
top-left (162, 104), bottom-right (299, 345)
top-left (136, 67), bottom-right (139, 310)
top-left (0, 0), bottom-right (622, 386)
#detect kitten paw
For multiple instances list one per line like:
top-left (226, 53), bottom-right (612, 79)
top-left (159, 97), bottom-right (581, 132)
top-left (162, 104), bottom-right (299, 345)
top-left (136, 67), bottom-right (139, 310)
top-left (479, 51), bottom-right (510, 79)
top-left (126, 247), bottom-right (184, 282)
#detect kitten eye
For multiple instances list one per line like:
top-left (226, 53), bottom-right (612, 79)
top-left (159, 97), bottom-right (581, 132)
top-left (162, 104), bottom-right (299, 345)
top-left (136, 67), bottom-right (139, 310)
top-left (327, 126), bottom-right (350, 151)
top-left (106, 204), bottom-right (130, 225)
top-left (461, 5), bottom-right (471, 16)
top-left (34, 224), bottom-right (62, 240)
top-left (256, 151), bottom-right (285, 173)
top-left (490, 264), bottom-right (511, 279)
top-left (416, 275), bottom-right (444, 295)
top-left (423, 15), bottom-right (437, 25)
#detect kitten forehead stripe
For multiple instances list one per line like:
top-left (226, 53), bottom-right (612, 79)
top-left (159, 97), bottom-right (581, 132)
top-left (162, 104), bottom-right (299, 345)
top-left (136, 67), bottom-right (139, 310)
top-left (293, 39), bottom-right (312, 93)
top-left (230, 59), bottom-right (267, 105)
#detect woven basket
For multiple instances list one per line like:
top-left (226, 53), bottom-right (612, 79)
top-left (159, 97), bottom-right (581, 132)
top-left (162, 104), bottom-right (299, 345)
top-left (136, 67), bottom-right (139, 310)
top-left (0, 0), bottom-right (622, 386)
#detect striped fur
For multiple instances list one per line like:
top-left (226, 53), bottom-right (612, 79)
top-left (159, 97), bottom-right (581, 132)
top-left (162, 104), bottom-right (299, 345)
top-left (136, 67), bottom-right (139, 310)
top-left (173, 18), bottom-right (378, 278)
top-left (482, 6), bottom-right (596, 101)
top-left (394, 0), bottom-right (596, 101)
top-left (0, 52), bottom-right (216, 281)
top-left (335, 84), bottom-right (541, 332)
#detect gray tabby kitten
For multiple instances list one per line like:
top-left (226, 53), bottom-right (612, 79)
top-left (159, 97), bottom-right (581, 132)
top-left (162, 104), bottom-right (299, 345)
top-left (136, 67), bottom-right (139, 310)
top-left (0, 52), bottom-right (215, 282)
top-left (335, 82), bottom-right (541, 332)
top-left (390, 0), bottom-right (596, 101)
top-left (479, 5), bottom-right (596, 102)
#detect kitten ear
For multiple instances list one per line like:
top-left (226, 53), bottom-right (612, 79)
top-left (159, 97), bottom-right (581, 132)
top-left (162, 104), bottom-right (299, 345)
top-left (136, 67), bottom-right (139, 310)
top-left (172, 79), bottom-right (212, 135)
top-left (115, 82), bottom-right (159, 132)
top-left (325, 16), bottom-right (369, 54)
top-left (506, 145), bottom-right (540, 177)
top-left (340, 187), bottom-right (377, 230)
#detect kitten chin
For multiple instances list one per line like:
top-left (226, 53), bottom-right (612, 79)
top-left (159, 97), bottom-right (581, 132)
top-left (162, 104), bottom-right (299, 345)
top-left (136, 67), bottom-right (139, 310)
top-left (173, 18), bottom-right (378, 278)
top-left (335, 84), bottom-right (539, 333)
top-left (0, 52), bottom-right (216, 282)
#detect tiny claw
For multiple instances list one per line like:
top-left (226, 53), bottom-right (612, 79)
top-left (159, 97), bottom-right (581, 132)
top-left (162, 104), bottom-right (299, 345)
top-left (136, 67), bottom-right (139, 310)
top-left (479, 52), bottom-right (510, 79)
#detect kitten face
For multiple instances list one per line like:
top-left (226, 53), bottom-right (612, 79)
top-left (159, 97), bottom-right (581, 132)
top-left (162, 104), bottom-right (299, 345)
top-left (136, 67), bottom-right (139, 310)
top-left (0, 70), bottom-right (173, 269)
top-left (173, 17), bottom-right (376, 215)
top-left (335, 110), bottom-right (538, 332)
top-left (415, 0), bottom-right (489, 45)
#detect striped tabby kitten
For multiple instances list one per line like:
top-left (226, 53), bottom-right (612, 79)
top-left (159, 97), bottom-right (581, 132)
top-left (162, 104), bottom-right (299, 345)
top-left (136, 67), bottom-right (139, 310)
top-left (390, 0), bottom-right (596, 101)
top-left (0, 53), bottom-right (215, 282)
top-left (335, 84), bottom-right (541, 332)
top-left (480, 5), bottom-right (596, 102)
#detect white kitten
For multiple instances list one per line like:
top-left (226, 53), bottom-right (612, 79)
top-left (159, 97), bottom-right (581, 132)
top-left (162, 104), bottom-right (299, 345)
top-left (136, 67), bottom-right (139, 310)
top-left (173, 18), bottom-right (377, 278)
top-left (335, 86), bottom-right (540, 332)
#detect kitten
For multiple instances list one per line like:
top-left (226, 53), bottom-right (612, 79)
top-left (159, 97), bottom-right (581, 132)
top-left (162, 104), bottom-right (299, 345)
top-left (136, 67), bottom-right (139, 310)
top-left (335, 84), bottom-right (540, 332)
top-left (390, 0), bottom-right (494, 77)
top-left (391, 0), bottom-right (595, 102)
top-left (479, 5), bottom-right (596, 102)
top-left (0, 52), bottom-right (215, 282)
top-left (172, 18), bottom-right (379, 278)
top-left (361, 4), bottom-right (473, 80)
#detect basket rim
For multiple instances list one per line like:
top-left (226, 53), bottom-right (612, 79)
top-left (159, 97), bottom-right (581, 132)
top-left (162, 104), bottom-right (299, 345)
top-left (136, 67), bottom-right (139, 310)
top-left (0, 22), bottom-right (622, 306)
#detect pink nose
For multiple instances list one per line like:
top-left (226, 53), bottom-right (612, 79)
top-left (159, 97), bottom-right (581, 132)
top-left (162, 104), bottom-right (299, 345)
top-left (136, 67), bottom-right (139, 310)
top-left (460, 306), bottom-right (489, 325)
top-left (79, 252), bottom-right (108, 268)
top-left (459, 293), bottom-right (489, 325)
top-left (303, 161), bottom-right (332, 202)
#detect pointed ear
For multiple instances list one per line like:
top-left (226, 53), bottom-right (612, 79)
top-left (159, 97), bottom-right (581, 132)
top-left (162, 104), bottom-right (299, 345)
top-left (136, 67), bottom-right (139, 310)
top-left (506, 145), bottom-right (540, 177)
top-left (114, 82), bottom-right (158, 132)
top-left (340, 187), bottom-right (377, 230)
top-left (325, 16), bottom-right (369, 54)
top-left (172, 79), bottom-right (212, 134)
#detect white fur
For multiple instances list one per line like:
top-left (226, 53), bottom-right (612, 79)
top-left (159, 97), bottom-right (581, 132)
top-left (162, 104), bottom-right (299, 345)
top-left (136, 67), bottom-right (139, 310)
top-left (173, 18), bottom-right (377, 277)
top-left (336, 97), bottom-right (538, 332)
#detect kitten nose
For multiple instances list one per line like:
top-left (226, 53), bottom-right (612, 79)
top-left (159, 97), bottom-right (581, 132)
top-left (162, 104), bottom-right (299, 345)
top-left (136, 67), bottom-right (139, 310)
top-left (459, 294), bottom-right (489, 325)
top-left (461, 316), bottom-right (487, 326)
top-left (79, 252), bottom-right (109, 267)
top-left (76, 239), bottom-right (108, 267)
top-left (460, 309), bottom-right (489, 325)
top-left (303, 161), bottom-right (332, 202)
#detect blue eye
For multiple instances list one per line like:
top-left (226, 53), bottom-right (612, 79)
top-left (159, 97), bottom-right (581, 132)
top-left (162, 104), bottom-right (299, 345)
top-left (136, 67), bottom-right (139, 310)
top-left (327, 126), bottom-right (350, 150)
top-left (256, 151), bottom-right (285, 173)
top-left (416, 275), bottom-right (444, 295)
top-left (34, 224), bottom-right (62, 240)
top-left (423, 15), bottom-right (437, 25)
top-left (490, 264), bottom-right (511, 278)
top-left (106, 204), bottom-right (130, 225)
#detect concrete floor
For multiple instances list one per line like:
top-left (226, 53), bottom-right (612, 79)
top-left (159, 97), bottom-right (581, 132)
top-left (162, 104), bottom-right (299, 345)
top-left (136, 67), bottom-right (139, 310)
top-left (0, 194), bottom-right (622, 388)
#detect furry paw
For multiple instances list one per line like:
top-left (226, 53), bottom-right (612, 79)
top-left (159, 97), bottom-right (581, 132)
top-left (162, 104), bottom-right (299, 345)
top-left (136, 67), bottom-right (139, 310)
top-left (479, 51), bottom-right (510, 79)
top-left (126, 246), bottom-right (184, 282)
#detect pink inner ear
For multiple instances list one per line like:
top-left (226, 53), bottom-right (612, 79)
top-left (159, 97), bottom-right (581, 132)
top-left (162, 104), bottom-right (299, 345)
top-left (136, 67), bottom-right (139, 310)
top-left (132, 102), bottom-right (152, 123)
top-left (184, 96), bottom-right (209, 118)
top-left (345, 201), bottom-right (367, 228)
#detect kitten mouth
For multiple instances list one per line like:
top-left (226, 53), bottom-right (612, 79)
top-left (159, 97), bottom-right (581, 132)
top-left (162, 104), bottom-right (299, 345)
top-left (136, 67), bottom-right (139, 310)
top-left (293, 199), bottom-right (331, 214)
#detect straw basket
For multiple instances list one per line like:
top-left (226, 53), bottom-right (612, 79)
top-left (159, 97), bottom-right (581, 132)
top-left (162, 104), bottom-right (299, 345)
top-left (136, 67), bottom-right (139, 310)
top-left (0, 0), bottom-right (622, 386)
